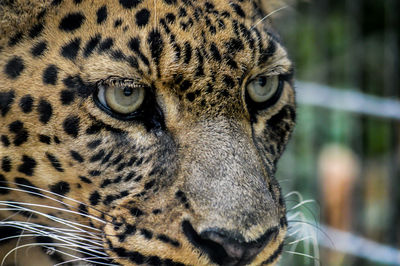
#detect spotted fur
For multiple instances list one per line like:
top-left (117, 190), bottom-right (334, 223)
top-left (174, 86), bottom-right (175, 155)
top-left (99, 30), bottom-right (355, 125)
top-left (0, 0), bottom-right (295, 265)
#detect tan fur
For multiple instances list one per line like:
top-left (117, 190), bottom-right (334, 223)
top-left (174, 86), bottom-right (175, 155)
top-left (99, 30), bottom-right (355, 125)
top-left (0, 0), bottom-right (295, 265)
top-left (0, 1), bottom-right (50, 46)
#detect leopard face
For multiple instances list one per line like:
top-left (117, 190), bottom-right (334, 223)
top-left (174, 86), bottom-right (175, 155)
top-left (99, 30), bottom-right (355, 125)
top-left (0, 0), bottom-right (295, 265)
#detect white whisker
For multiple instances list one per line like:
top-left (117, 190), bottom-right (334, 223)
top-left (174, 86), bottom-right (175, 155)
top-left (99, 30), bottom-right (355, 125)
top-left (286, 227), bottom-right (302, 237)
top-left (289, 199), bottom-right (316, 211)
top-left (0, 200), bottom-right (106, 226)
top-left (14, 213), bottom-right (33, 265)
top-left (0, 209), bottom-right (103, 244)
top-left (1, 242), bottom-right (64, 266)
top-left (286, 236), bottom-right (314, 245)
top-left (0, 219), bottom-right (102, 239)
top-left (0, 222), bottom-right (102, 248)
top-left (44, 243), bottom-right (108, 257)
top-left (0, 231), bottom-right (102, 254)
top-left (0, 186), bottom-right (108, 225)
top-left (0, 225), bottom-right (108, 258)
top-left (0, 209), bottom-right (22, 222)
top-left (287, 211), bottom-right (305, 221)
top-left (251, 6), bottom-right (289, 30)
top-left (0, 182), bottom-right (113, 219)
top-left (0, 233), bottom-right (39, 243)
top-left (282, 189), bottom-right (321, 266)
top-left (285, 191), bottom-right (304, 200)
top-left (284, 250), bottom-right (319, 260)
top-left (0, 203), bottom-right (104, 239)
top-left (54, 255), bottom-right (120, 266)
top-left (51, 247), bottom-right (119, 266)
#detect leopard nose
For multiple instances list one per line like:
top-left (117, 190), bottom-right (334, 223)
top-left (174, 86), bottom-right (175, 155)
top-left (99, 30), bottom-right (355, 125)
top-left (182, 221), bottom-right (277, 265)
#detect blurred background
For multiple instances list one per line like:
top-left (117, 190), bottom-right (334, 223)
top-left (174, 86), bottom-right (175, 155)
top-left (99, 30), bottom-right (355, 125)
top-left (273, 0), bottom-right (400, 265)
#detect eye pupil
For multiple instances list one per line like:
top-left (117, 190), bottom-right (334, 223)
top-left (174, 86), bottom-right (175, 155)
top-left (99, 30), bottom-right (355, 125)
top-left (258, 76), bottom-right (267, 87)
top-left (123, 87), bottom-right (133, 96)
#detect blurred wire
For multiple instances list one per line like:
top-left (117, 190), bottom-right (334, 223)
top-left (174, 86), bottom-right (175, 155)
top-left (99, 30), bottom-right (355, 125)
top-left (318, 224), bottom-right (400, 265)
top-left (296, 81), bottom-right (400, 121)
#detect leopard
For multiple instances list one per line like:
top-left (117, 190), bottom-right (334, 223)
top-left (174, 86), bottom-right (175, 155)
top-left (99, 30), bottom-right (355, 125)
top-left (0, 0), bottom-right (295, 265)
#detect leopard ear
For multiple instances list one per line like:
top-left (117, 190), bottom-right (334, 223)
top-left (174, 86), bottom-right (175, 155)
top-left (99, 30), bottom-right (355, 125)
top-left (0, 0), bottom-right (52, 42)
top-left (255, 0), bottom-right (295, 16)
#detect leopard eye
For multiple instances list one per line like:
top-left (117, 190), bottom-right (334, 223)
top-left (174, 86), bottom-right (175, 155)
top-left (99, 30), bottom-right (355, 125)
top-left (96, 77), bottom-right (145, 115)
top-left (247, 75), bottom-right (279, 103)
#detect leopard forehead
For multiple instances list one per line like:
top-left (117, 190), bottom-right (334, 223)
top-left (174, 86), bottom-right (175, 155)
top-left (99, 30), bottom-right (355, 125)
top-left (1, 0), bottom-right (291, 117)
top-left (0, 0), bottom-right (295, 265)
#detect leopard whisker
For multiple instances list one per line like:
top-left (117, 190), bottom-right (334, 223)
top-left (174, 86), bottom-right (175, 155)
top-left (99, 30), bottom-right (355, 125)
top-left (43, 243), bottom-right (108, 257)
top-left (287, 202), bottom-right (319, 223)
top-left (0, 208), bottom-right (22, 222)
top-left (16, 243), bottom-right (113, 266)
top-left (286, 226), bottom-right (302, 237)
top-left (286, 199), bottom-right (320, 222)
top-left (0, 219), bottom-right (102, 240)
top-left (48, 246), bottom-right (118, 266)
top-left (0, 205), bottom-right (104, 238)
top-left (0, 201), bottom-right (107, 231)
top-left (289, 199), bottom-right (316, 211)
top-left (3, 221), bottom-right (113, 244)
top-left (285, 236), bottom-right (315, 246)
top-left (287, 220), bottom-right (322, 233)
top-left (285, 240), bottom-right (320, 266)
top-left (286, 191), bottom-right (321, 225)
top-left (0, 200), bottom-right (106, 227)
top-left (0, 233), bottom-right (106, 258)
top-left (0, 221), bottom-right (104, 248)
top-left (0, 233), bottom-right (102, 251)
top-left (53, 255), bottom-right (120, 266)
top-left (37, 245), bottom-right (82, 264)
top-left (285, 208), bottom-right (321, 266)
top-left (283, 250), bottom-right (320, 261)
top-left (0, 182), bottom-right (115, 220)
top-left (14, 213), bottom-right (33, 265)
top-left (0, 233), bottom-right (40, 243)
top-left (250, 5), bottom-right (289, 30)
top-left (0, 223), bottom-right (103, 252)
top-left (287, 219), bottom-right (333, 248)
top-left (1, 242), bottom-right (81, 266)
top-left (49, 245), bottom-right (117, 260)
top-left (285, 191), bottom-right (304, 200)
top-left (287, 211), bottom-right (304, 222)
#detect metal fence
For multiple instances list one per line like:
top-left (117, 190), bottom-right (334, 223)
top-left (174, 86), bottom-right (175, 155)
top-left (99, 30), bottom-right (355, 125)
top-left (273, 0), bottom-right (400, 265)
top-left (280, 83), bottom-right (400, 266)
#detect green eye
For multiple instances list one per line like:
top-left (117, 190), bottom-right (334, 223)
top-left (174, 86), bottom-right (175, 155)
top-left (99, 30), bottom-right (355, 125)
top-left (247, 76), bottom-right (279, 103)
top-left (97, 77), bottom-right (145, 114)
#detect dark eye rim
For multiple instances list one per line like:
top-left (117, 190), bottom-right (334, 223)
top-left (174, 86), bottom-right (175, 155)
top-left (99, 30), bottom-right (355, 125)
top-left (92, 77), bottom-right (166, 132)
top-left (93, 80), bottom-right (152, 121)
top-left (245, 74), bottom-right (290, 118)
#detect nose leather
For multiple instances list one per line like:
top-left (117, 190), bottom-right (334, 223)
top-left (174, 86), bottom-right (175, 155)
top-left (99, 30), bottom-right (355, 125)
top-left (200, 230), bottom-right (265, 265)
top-left (182, 221), bottom-right (279, 265)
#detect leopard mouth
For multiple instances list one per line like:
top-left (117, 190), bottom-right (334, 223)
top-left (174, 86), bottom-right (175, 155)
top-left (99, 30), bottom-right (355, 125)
top-left (182, 220), bottom-right (279, 266)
